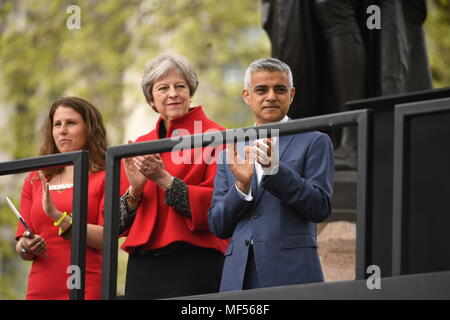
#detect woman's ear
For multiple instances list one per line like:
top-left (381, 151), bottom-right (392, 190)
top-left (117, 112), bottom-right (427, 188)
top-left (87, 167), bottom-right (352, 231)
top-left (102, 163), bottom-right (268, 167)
top-left (149, 100), bottom-right (158, 112)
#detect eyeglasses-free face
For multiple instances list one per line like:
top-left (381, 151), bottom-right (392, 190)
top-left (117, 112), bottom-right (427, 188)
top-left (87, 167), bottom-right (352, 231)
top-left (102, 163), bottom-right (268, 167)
top-left (151, 69), bottom-right (191, 123)
top-left (243, 70), bottom-right (295, 125)
top-left (52, 106), bottom-right (88, 153)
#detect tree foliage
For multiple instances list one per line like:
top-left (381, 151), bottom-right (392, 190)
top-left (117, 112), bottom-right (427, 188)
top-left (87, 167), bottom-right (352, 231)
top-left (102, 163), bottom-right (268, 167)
top-left (425, 0), bottom-right (450, 88)
top-left (0, 0), bottom-right (141, 158)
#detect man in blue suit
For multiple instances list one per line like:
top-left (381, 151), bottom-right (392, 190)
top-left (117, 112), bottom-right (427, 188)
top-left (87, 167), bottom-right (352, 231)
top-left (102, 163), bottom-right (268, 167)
top-left (208, 58), bottom-right (334, 291)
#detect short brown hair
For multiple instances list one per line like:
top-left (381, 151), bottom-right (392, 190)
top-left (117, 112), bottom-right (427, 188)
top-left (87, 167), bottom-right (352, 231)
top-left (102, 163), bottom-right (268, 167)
top-left (39, 97), bottom-right (107, 176)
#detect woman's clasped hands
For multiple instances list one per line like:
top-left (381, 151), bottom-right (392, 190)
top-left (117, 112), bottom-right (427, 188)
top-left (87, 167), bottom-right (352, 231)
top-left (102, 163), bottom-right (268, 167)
top-left (124, 140), bottom-right (173, 193)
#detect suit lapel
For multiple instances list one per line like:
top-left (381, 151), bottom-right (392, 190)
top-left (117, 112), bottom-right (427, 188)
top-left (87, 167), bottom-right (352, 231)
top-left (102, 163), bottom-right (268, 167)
top-left (229, 127), bottom-right (296, 207)
top-left (278, 134), bottom-right (295, 161)
top-left (251, 167), bottom-right (258, 198)
top-left (251, 134), bottom-right (295, 207)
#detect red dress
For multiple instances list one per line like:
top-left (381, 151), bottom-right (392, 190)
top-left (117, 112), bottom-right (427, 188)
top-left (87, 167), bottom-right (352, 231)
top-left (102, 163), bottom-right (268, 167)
top-left (15, 170), bottom-right (104, 300)
top-left (121, 106), bottom-right (229, 254)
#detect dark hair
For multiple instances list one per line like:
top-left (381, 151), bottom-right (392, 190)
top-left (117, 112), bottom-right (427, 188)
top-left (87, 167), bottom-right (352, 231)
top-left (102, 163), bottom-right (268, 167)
top-left (39, 97), bottom-right (107, 176)
top-left (244, 57), bottom-right (293, 90)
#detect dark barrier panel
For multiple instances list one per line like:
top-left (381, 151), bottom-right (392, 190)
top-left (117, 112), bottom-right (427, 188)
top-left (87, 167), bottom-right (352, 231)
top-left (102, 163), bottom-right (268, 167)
top-left (0, 151), bottom-right (89, 300)
top-left (393, 98), bottom-right (450, 276)
top-left (347, 87), bottom-right (450, 277)
top-left (102, 109), bottom-right (373, 299)
top-left (174, 270), bottom-right (450, 300)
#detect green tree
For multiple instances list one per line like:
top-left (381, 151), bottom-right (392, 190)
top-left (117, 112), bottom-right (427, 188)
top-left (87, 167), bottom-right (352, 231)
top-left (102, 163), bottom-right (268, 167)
top-left (0, 0), bottom-right (140, 158)
top-left (425, 0), bottom-right (450, 88)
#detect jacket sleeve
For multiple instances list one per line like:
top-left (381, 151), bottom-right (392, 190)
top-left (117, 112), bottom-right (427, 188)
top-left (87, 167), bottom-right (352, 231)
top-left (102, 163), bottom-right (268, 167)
top-left (208, 151), bottom-right (253, 239)
top-left (260, 133), bottom-right (334, 223)
top-left (180, 157), bottom-right (222, 232)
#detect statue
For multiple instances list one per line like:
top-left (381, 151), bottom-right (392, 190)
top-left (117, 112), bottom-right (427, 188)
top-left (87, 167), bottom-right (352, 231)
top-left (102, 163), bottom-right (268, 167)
top-left (262, 0), bottom-right (432, 169)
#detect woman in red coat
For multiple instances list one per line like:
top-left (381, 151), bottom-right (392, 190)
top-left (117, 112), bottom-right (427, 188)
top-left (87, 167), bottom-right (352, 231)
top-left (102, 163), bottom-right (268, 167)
top-left (120, 54), bottom-right (229, 299)
top-left (15, 97), bottom-right (107, 299)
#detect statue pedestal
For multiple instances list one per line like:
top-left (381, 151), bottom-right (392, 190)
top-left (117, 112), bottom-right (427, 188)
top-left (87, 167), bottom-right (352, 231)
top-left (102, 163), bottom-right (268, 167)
top-left (346, 87), bottom-right (450, 277)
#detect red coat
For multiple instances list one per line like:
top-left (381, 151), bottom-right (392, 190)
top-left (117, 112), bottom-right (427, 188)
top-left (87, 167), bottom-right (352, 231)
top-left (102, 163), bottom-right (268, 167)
top-left (121, 106), bottom-right (229, 254)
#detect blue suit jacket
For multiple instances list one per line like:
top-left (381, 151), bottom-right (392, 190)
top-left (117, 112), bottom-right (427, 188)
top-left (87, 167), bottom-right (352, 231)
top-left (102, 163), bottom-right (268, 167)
top-left (208, 131), bottom-right (334, 292)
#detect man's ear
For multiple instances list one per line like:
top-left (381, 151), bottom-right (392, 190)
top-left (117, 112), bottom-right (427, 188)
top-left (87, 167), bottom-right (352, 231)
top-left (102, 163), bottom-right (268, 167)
top-left (242, 89), bottom-right (251, 106)
top-left (289, 87), bottom-right (296, 104)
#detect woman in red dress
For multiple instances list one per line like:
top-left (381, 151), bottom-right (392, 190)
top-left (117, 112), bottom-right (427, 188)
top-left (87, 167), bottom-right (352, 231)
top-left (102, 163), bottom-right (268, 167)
top-left (15, 97), bottom-right (107, 299)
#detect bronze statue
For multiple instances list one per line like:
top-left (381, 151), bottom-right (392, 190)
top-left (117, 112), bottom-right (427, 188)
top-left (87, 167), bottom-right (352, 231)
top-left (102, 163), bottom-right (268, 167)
top-left (262, 0), bottom-right (432, 169)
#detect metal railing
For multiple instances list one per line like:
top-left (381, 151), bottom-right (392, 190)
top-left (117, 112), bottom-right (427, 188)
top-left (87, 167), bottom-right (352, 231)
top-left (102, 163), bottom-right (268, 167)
top-left (0, 150), bottom-right (89, 300)
top-left (347, 87), bottom-right (450, 112)
top-left (346, 87), bottom-right (450, 277)
top-left (392, 97), bottom-right (450, 276)
top-left (4, 96), bottom-right (450, 298)
top-left (101, 109), bottom-right (373, 299)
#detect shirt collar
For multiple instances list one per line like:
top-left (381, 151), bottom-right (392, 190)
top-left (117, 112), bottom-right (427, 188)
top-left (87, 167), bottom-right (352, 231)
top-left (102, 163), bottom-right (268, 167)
top-left (253, 115), bottom-right (289, 127)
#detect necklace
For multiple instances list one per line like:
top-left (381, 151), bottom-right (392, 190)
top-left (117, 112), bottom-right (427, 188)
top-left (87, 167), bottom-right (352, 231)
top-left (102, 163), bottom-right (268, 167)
top-left (49, 183), bottom-right (74, 191)
top-left (49, 172), bottom-right (73, 192)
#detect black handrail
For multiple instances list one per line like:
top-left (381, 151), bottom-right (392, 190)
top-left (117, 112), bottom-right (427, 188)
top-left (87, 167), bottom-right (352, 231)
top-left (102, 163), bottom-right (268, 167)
top-left (347, 87), bottom-right (450, 112)
top-left (0, 150), bottom-right (89, 300)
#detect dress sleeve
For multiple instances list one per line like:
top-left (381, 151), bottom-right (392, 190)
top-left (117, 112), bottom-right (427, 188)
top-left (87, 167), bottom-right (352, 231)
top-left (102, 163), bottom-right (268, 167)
top-left (116, 163), bottom-right (135, 235)
top-left (164, 177), bottom-right (191, 218)
top-left (97, 184), bottom-right (105, 227)
top-left (118, 195), bottom-right (139, 235)
top-left (15, 173), bottom-right (35, 240)
top-left (181, 161), bottom-right (219, 232)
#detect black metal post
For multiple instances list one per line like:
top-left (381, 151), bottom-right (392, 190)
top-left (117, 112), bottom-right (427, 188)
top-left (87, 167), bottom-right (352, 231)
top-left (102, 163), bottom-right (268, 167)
top-left (355, 110), bottom-right (374, 279)
top-left (101, 154), bottom-right (122, 300)
top-left (70, 150), bottom-right (89, 300)
top-left (392, 98), bottom-right (450, 276)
